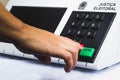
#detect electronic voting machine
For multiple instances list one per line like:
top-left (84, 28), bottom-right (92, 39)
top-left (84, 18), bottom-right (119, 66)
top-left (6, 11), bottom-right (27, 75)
top-left (0, 0), bottom-right (120, 70)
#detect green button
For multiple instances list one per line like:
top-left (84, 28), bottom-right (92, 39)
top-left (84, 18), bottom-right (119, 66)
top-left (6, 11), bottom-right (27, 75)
top-left (79, 47), bottom-right (95, 57)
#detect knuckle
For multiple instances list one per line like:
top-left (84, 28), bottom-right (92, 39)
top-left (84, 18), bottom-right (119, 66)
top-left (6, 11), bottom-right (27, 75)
top-left (72, 48), bottom-right (79, 54)
top-left (76, 43), bottom-right (80, 49)
top-left (65, 54), bottom-right (72, 60)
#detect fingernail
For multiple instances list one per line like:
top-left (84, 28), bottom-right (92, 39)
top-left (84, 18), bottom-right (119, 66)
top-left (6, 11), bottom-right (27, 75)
top-left (64, 67), bottom-right (71, 73)
top-left (80, 44), bottom-right (84, 49)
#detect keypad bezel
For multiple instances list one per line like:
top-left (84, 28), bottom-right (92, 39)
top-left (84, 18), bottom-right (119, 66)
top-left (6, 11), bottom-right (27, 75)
top-left (60, 11), bottom-right (116, 63)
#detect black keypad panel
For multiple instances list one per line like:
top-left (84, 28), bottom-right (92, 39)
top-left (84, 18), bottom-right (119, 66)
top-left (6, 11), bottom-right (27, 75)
top-left (60, 11), bottom-right (116, 63)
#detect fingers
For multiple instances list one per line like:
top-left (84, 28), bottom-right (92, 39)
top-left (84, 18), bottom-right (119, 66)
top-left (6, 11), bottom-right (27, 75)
top-left (58, 37), bottom-right (84, 72)
top-left (57, 45), bottom-right (79, 73)
top-left (58, 36), bottom-right (84, 51)
top-left (64, 51), bottom-right (75, 73)
top-left (57, 49), bottom-right (73, 72)
top-left (62, 43), bottom-right (79, 71)
top-left (34, 54), bottom-right (51, 64)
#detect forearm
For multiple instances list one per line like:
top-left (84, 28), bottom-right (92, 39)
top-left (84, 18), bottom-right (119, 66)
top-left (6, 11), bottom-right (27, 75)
top-left (0, 3), bottom-right (25, 43)
top-left (0, 3), bottom-right (82, 73)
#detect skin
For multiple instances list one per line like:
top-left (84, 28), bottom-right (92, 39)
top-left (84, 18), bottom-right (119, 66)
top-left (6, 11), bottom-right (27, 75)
top-left (0, 3), bottom-right (83, 73)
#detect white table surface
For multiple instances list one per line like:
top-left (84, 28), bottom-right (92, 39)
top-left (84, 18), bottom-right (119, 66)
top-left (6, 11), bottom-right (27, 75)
top-left (0, 54), bottom-right (120, 80)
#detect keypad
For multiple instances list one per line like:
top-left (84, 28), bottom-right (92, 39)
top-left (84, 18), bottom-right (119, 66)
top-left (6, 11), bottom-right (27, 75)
top-left (60, 11), bottom-right (116, 63)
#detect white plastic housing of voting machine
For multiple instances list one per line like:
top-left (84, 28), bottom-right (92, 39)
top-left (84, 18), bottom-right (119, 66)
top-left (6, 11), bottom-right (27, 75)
top-left (0, 0), bottom-right (120, 70)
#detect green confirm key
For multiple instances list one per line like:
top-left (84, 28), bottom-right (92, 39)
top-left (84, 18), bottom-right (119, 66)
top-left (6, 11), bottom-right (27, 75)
top-left (79, 47), bottom-right (95, 58)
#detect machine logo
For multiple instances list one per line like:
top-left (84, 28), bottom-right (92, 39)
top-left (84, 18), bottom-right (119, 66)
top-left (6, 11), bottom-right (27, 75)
top-left (78, 1), bottom-right (87, 10)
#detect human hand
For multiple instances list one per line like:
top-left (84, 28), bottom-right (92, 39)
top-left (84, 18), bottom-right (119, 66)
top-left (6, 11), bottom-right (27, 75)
top-left (14, 23), bottom-right (83, 73)
top-left (0, 3), bottom-right (83, 73)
